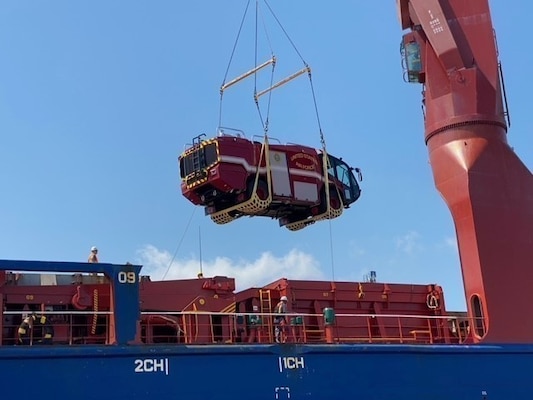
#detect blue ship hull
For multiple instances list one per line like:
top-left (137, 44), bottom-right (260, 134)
top-left (2, 343), bottom-right (532, 399)
top-left (2, 261), bottom-right (531, 398)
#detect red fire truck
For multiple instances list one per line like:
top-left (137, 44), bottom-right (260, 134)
top-left (179, 130), bottom-right (361, 230)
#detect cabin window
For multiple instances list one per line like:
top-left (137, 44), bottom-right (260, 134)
top-left (401, 40), bottom-right (422, 83)
top-left (471, 294), bottom-right (486, 338)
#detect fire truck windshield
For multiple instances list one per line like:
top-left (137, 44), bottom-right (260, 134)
top-left (180, 142), bottom-right (218, 180)
top-left (327, 154), bottom-right (361, 205)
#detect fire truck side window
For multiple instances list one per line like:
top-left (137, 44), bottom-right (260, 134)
top-left (326, 156), bottom-right (335, 177)
top-left (204, 144), bottom-right (218, 166)
top-left (179, 158), bottom-right (188, 179)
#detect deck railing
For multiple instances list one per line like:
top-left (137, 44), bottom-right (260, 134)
top-left (0, 310), bottom-right (476, 346)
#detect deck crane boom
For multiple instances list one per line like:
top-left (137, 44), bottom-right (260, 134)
top-left (398, 0), bottom-right (533, 343)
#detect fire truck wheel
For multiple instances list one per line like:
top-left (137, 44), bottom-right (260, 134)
top-left (320, 187), bottom-right (342, 213)
top-left (329, 189), bottom-right (342, 210)
top-left (247, 179), bottom-right (269, 201)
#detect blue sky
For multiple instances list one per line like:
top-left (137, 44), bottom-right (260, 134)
top-left (0, 1), bottom-right (531, 312)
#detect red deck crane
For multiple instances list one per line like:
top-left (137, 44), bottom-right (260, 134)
top-left (398, 0), bottom-right (533, 343)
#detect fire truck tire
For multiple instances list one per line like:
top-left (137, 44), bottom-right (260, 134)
top-left (329, 188), bottom-right (342, 211)
top-left (320, 186), bottom-right (342, 213)
top-left (247, 178), bottom-right (269, 201)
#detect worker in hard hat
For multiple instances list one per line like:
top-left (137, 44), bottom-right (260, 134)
top-left (274, 295), bottom-right (289, 343)
top-left (88, 246), bottom-right (99, 263)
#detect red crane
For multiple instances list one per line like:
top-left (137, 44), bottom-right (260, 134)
top-left (398, 0), bottom-right (533, 343)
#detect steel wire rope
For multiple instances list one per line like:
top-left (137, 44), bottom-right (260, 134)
top-left (262, 0), bottom-right (327, 159)
top-left (253, 0), bottom-right (276, 134)
top-left (250, 0), bottom-right (277, 197)
top-left (263, 0), bottom-right (307, 68)
top-left (214, 0), bottom-right (276, 211)
top-left (218, 0), bottom-right (252, 129)
top-left (216, 1), bottom-right (338, 279)
top-left (162, 207), bottom-right (197, 280)
top-left (308, 76), bottom-right (338, 282)
top-left (263, 0), bottom-right (337, 281)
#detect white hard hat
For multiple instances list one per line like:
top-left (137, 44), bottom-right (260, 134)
top-left (280, 296), bottom-right (288, 301)
top-left (91, 246), bottom-right (98, 252)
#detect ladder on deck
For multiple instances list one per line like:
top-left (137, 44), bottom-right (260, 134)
top-left (259, 289), bottom-right (273, 342)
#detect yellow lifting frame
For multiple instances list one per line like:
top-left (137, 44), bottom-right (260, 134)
top-left (220, 57), bottom-right (276, 93)
top-left (254, 66), bottom-right (311, 100)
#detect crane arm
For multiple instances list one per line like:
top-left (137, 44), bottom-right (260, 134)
top-left (398, 0), bottom-right (533, 344)
top-left (399, 0), bottom-right (504, 139)
top-left (397, 0), bottom-right (465, 72)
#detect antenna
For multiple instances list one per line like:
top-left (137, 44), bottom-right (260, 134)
top-left (198, 226), bottom-right (204, 279)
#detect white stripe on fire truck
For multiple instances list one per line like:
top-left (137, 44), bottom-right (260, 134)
top-left (218, 155), bottom-right (326, 181)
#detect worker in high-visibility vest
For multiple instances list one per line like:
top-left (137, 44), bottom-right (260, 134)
top-left (18, 313), bottom-right (54, 345)
top-left (17, 314), bottom-right (36, 345)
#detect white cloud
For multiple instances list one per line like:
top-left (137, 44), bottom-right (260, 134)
top-left (395, 231), bottom-right (421, 254)
top-left (136, 244), bottom-right (325, 291)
